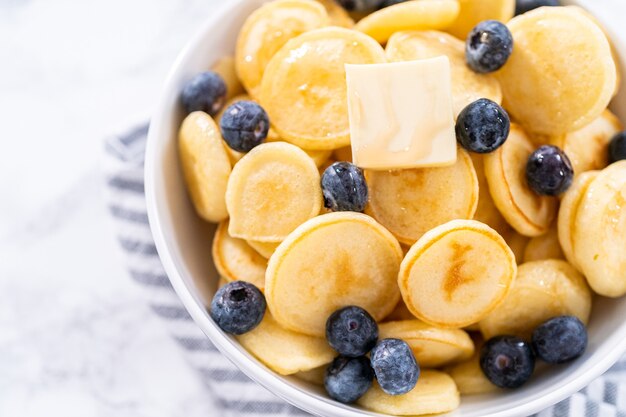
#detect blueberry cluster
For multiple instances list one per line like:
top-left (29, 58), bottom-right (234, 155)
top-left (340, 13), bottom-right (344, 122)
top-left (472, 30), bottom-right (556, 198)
top-left (480, 315), bottom-right (588, 389)
top-left (324, 306), bottom-right (420, 403)
top-left (181, 71), bottom-right (270, 153)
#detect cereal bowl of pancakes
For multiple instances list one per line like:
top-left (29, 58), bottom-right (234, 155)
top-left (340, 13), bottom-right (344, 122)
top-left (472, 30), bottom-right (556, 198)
top-left (145, 0), bottom-right (626, 415)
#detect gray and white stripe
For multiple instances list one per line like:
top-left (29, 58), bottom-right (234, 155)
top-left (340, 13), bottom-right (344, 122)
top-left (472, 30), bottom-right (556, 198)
top-left (104, 123), bottom-right (626, 417)
top-left (103, 123), bottom-right (307, 416)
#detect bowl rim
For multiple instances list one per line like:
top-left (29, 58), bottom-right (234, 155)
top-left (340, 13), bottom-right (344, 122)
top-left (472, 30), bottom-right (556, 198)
top-left (145, 1), bottom-right (626, 416)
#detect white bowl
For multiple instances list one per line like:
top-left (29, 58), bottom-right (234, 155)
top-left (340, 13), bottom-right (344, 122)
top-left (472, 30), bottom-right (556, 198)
top-left (145, 2), bottom-right (626, 416)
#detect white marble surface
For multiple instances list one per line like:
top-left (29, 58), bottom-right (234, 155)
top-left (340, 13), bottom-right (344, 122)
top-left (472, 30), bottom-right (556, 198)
top-left (1, 1), bottom-right (626, 416)
top-left (0, 1), bottom-right (223, 416)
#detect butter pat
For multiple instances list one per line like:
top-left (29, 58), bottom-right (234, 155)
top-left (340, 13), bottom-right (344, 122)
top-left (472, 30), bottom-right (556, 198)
top-left (346, 57), bottom-right (457, 170)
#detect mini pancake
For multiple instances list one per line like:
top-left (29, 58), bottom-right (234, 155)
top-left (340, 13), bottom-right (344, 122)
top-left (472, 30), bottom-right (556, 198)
top-left (447, 0), bottom-right (514, 39)
top-left (386, 30), bottom-right (502, 117)
top-left (479, 259), bottom-right (592, 340)
top-left (523, 222), bottom-right (564, 263)
top-left (314, 0), bottom-right (354, 28)
top-left (217, 94), bottom-right (330, 166)
top-left (260, 27), bottom-right (386, 150)
top-left (212, 220), bottom-right (267, 290)
top-left (332, 146), bottom-right (353, 163)
top-left (558, 171), bottom-right (600, 271)
top-left (357, 371), bottom-right (460, 415)
top-left (354, 0), bottom-right (460, 44)
top-left (246, 239), bottom-right (280, 259)
top-left (236, 313), bottom-right (335, 375)
top-left (497, 7), bottom-right (617, 135)
top-left (484, 124), bottom-right (558, 237)
top-left (550, 110), bottom-right (623, 178)
top-left (365, 146), bottom-right (478, 245)
top-left (211, 55), bottom-right (245, 101)
top-left (226, 142), bottom-right (322, 242)
top-left (447, 350), bottom-right (499, 395)
top-left (501, 227), bottom-right (530, 265)
top-left (265, 212), bottom-right (402, 336)
top-left (293, 365), bottom-right (326, 386)
top-left (178, 111), bottom-right (231, 223)
top-left (235, 0), bottom-right (329, 99)
top-left (471, 153), bottom-right (510, 235)
top-left (399, 219), bottom-right (516, 328)
top-left (379, 320), bottom-right (474, 368)
top-left (573, 161), bottom-right (626, 297)
top-left (384, 299), bottom-right (416, 322)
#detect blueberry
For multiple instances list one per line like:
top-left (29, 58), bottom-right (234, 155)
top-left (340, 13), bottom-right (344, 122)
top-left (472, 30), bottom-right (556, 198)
top-left (515, 0), bottom-right (560, 16)
top-left (609, 131), bottom-right (626, 163)
top-left (321, 162), bottom-right (369, 212)
top-left (480, 336), bottom-right (535, 389)
top-left (379, 0), bottom-right (408, 8)
top-left (324, 356), bottom-right (374, 403)
top-left (209, 281), bottom-right (266, 335)
top-left (335, 0), bottom-right (384, 12)
top-left (532, 316), bottom-right (587, 364)
top-left (370, 339), bottom-right (419, 395)
top-left (466, 20), bottom-right (514, 73)
top-left (181, 71), bottom-right (227, 116)
top-left (326, 306), bottom-right (378, 357)
top-left (220, 101), bottom-right (269, 152)
top-left (455, 98), bottom-right (510, 153)
top-left (526, 145), bottom-right (574, 196)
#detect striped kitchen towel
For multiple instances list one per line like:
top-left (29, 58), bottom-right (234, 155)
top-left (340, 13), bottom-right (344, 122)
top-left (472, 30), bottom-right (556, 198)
top-left (103, 123), bottom-right (626, 417)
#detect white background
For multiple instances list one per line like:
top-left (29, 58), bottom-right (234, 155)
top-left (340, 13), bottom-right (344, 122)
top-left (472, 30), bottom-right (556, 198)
top-left (1, 1), bottom-right (625, 416)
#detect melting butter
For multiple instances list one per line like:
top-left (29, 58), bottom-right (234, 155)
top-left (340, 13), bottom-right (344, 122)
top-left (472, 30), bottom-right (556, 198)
top-left (346, 57), bottom-right (457, 170)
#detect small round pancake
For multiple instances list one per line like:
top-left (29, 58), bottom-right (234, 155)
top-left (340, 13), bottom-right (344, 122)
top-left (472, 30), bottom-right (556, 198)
top-left (484, 124), bottom-right (558, 237)
top-left (558, 171), bottom-right (600, 271)
top-left (557, 171), bottom-right (600, 271)
top-left (470, 153), bottom-right (510, 235)
top-left (178, 111), bottom-right (231, 223)
top-left (261, 27), bottom-right (386, 150)
top-left (293, 365), bottom-right (326, 386)
top-left (384, 299), bottom-right (416, 322)
top-left (523, 222), bottom-right (564, 263)
top-left (479, 259), bottom-right (592, 340)
top-left (354, 0), bottom-right (460, 44)
top-left (497, 7), bottom-right (617, 135)
top-left (235, 0), bottom-right (329, 99)
top-left (573, 161), bottom-right (626, 297)
top-left (386, 30), bottom-right (502, 117)
top-left (379, 320), bottom-right (474, 368)
top-left (265, 212), bottom-right (402, 336)
top-left (447, 350), bottom-right (499, 395)
top-left (365, 146), bottom-right (478, 245)
top-left (212, 220), bottom-right (267, 290)
top-left (357, 371), bottom-right (460, 415)
top-left (332, 146), bottom-right (353, 163)
top-left (315, 0), bottom-right (354, 28)
top-left (236, 313), bottom-right (335, 375)
top-left (501, 227), bottom-right (530, 265)
top-left (399, 219), bottom-right (516, 328)
top-left (226, 142), bottom-right (322, 242)
top-left (246, 239), bottom-right (280, 259)
top-left (550, 110), bottom-right (623, 178)
top-left (447, 0), bottom-right (514, 40)
top-left (211, 55), bottom-right (245, 101)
